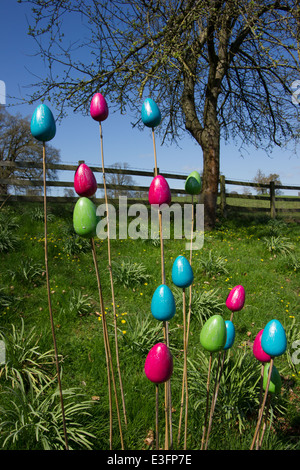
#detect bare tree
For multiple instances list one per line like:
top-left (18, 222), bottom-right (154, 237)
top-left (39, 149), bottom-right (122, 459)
top-left (0, 106), bottom-right (60, 195)
top-left (19, 0), bottom-right (300, 228)
top-left (253, 169), bottom-right (282, 195)
top-left (104, 162), bottom-right (136, 199)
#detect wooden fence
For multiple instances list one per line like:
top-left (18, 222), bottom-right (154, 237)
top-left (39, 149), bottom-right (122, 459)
top-left (0, 160), bottom-right (299, 218)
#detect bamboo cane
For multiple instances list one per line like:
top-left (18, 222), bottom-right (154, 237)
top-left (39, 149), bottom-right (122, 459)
top-left (250, 358), bottom-right (274, 450)
top-left (98, 122), bottom-right (127, 428)
top-left (153, 127), bottom-right (172, 449)
top-left (42, 142), bottom-right (69, 450)
top-left (90, 237), bottom-right (124, 450)
top-left (201, 352), bottom-right (212, 450)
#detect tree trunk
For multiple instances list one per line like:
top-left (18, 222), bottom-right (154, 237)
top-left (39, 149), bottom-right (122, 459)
top-left (181, 65), bottom-right (221, 231)
top-left (200, 123), bottom-right (220, 231)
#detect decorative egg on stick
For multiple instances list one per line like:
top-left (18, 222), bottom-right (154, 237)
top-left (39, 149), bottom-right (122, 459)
top-left (73, 193), bottom-right (124, 449)
top-left (204, 319), bottom-right (236, 450)
top-left (144, 342), bottom-right (173, 450)
top-left (73, 197), bottom-right (98, 238)
top-left (151, 284), bottom-right (176, 322)
top-left (90, 92), bottom-right (127, 431)
top-left (185, 170), bottom-right (202, 196)
top-left (148, 175), bottom-right (172, 206)
top-left (171, 255), bottom-right (193, 448)
top-left (226, 285), bottom-right (245, 321)
top-left (250, 319), bottom-right (287, 450)
top-left (30, 103), bottom-right (56, 142)
top-left (252, 329), bottom-right (271, 449)
top-left (30, 104), bottom-right (69, 450)
top-left (141, 97), bottom-right (172, 448)
top-left (74, 162), bottom-right (97, 197)
top-left (200, 315), bottom-right (227, 450)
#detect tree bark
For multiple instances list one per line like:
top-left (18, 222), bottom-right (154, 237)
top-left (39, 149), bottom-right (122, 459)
top-left (200, 117), bottom-right (220, 231)
top-left (181, 69), bottom-right (220, 231)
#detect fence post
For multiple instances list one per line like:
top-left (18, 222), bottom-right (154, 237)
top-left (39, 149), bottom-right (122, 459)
top-left (220, 175), bottom-right (227, 218)
top-left (270, 181), bottom-right (276, 219)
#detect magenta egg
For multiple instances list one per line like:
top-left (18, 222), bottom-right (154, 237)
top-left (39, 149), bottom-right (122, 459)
top-left (253, 329), bottom-right (271, 363)
top-left (225, 285), bottom-right (245, 312)
top-left (144, 343), bottom-right (173, 384)
top-left (74, 163), bottom-right (97, 197)
top-left (90, 93), bottom-right (109, 122)
top-left (148, 175), bottom-right (171, 206)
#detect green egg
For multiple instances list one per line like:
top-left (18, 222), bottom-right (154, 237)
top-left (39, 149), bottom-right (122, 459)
top-left (73, 197), bottom-right (98, 238)
top-left (185, 171), bottom-right (202, 195)
top-left (200, 314), bottom-right (227, 353)
top-left (263, 363), bottom-right (282, 395)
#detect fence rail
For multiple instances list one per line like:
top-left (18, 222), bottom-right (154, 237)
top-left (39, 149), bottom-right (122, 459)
top-left (0, 160), bottom-right (299, 218)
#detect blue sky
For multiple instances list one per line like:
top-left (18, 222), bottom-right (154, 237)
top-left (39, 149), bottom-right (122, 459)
top-left (1, 0), bottom-right (300, 195)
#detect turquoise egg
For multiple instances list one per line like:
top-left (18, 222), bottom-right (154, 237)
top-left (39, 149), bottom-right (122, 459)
top-left (151, 284), bottom-right (176, 321)
top-left (73, 197), bottom-right (98, 238)
top-left (30, 104), bottom-right (56, 142)
top-left (171, 255), bottom-right (194, 288)
top-left (224, 320), bottom-right (235, 350)
top-left (261, 319), bottom-right (287, 357)
top-left (200, 315), bottom-right (227, 353)
top-left (141, 98), bottom-right (161, 128)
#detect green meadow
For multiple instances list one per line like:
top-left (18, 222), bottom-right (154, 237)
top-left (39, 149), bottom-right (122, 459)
top-left (0, 201), bottom-right (299, 450)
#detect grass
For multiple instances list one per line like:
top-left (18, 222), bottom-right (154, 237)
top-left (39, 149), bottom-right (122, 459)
top-left (0, 201), bottom-right (299, 450)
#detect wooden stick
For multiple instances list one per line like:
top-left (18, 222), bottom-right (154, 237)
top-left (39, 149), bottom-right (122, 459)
top-left (250, 357), bottom-right (274, 450)
top-left (204, 309), bottom-right (235, 449)
top-left (177, 288), bottom-right (188, 448)
top-left (258, 393), bottom-right (272, 449)
top-left (255, 363), bottom-right (265, 449)
top-left (201, 352), bottom-right (212, 450)
top-left (90, 237), bottom-right (124, 450)
top-left (204, 351), bottom-right (222, 449)
top-left (42, 142), bottom-right (69, 451)
top-left (156, 384), bottom-right (159, 450)
top-left (153, 127), bottom-right (172, 449)
top-left (178, 195), bottom-right (194, 447)
top-left (99, 122), bottom-right (127, 427)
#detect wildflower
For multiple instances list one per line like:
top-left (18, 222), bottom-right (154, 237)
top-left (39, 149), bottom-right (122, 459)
top-left (122, 330), bottom-right (126, 334)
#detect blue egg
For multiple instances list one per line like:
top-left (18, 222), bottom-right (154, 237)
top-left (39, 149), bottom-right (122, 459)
top-left (141, 98), bottom-right (161, 128)
top-left (151, 284), bottom-right (176, 321)
top-left (224, 320), bottom-right (235, 350)
top-left (171, 255), bottom-right (194, 288)
top-left (31, 104), bottom-right (56, 142)
top-left (261, 319), bottom-right (287, 357)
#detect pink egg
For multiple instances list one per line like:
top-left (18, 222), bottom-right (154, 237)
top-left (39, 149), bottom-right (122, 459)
top-left (253, 329), bottom-right (271, 363)
top-left (225, 285), bottom-right (245, 312)
top-left (90, 93), bottom-right (109, 122)
top-left (144, 343), bottom-right (173, 384)
top-left (148, 175), bottom-right (171, 206)
top-left (74, 163), bottom-right (97, 197)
